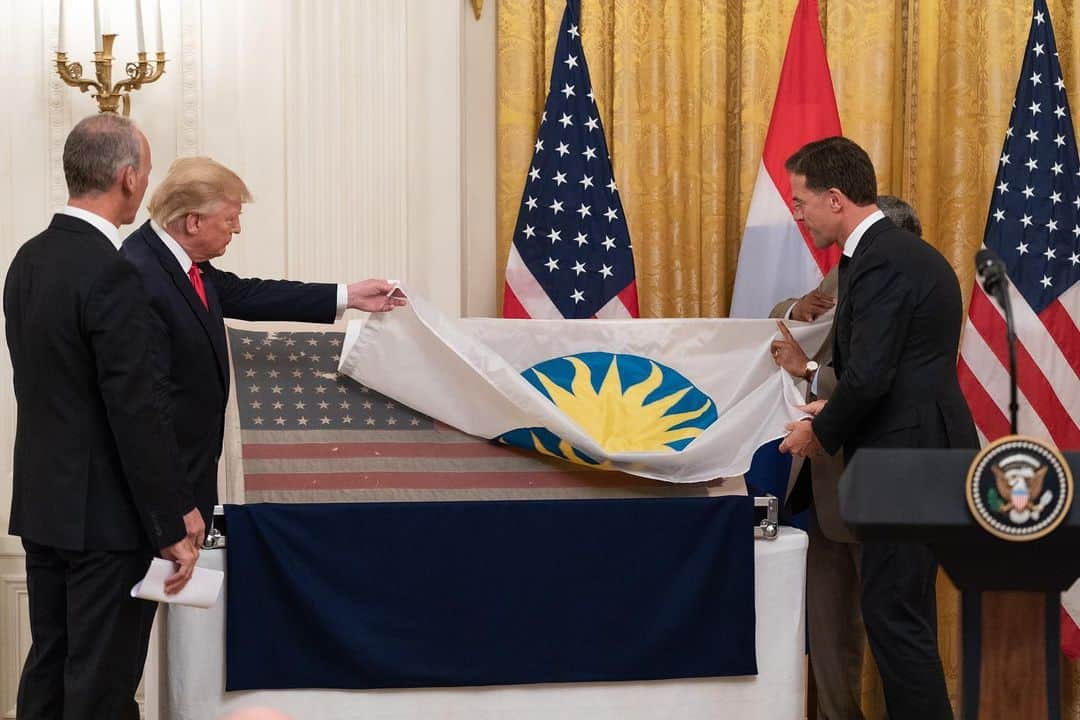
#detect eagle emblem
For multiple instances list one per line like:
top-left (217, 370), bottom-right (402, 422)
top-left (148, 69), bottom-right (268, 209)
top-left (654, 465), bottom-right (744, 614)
top-left (966, 436), bottom-right (1074, 542)
top-left (990, 462), bottom-right (1051, 524)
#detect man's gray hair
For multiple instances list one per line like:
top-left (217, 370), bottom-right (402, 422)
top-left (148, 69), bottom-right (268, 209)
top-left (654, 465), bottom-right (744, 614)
top-left (63, 114), bottom-right (142, 197)
top-left (877, 194), bottom-right (922, 236)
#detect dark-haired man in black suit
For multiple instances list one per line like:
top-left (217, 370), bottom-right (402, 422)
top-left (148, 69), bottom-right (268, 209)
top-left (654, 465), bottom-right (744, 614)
top-left (778, 136), bottom-right (977, 719)
top-left (4, 114), bottom-right (197, 720)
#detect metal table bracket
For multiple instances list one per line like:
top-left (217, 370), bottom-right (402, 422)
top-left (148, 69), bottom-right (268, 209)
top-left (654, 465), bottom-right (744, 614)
top-left (754, 494), bottom-right (779, 540)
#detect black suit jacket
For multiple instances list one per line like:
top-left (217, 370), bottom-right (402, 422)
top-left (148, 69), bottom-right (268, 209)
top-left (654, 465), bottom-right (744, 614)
top-left (4, 215), bottom-right (186, 551)
top-left (812, 217), bottom-right (978, 458)
top-left (121, 221), bottom-right (338, 524)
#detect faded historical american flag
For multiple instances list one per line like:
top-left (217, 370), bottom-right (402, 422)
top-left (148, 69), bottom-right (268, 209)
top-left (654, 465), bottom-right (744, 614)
top-left (228, 327), bottom-right (739, 504)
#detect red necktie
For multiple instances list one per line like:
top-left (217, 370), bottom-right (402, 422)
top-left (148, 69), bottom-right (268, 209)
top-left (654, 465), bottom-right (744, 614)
top-left (188, 265), bottom-right (208, 310)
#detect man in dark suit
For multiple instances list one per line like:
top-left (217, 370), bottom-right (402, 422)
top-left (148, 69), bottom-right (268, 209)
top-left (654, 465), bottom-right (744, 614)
top-left (4, 114), bottom-right (198, 720)
top-left (770, 194), bottom-right (922, 720)
top-left (778, 136), bottom-right (977, 719)
top-left (121, 156), bottom-right (403, 534)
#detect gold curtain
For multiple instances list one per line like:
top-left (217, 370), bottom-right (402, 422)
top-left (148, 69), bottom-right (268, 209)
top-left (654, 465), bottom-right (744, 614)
top-left (496, 0), bottom-right (1080, 716)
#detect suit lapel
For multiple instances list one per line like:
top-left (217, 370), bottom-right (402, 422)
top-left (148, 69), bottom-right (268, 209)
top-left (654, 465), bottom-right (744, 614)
top-left (831, 217), bottom-right (894, 378)
top-left (833, 255), bottom-right (853, 376)
top-left (833, 217), bottom-right (894, 311)
top-left (139, 225), bottom-right (229, 388)
top-left (197, 263), bottom-right (230, 385)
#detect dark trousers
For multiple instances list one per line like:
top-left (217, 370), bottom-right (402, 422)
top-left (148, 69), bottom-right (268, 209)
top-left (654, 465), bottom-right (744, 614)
top-left (861, 540), bottom-right (952, 720)
top-left (17, 540), bottom-right (156, 720)
top-left (806, 511), bottom-right (867, 720)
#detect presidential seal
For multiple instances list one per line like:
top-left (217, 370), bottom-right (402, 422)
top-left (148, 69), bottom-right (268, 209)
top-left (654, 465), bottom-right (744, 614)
top-left (966, 435), bottom-right (1074, 542)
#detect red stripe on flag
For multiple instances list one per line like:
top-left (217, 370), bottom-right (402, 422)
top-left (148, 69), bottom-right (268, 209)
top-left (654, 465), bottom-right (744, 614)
top-left (957, 356), bottom-right (1011, 441)
top-left (968, 290), bottom-right (1080, 448)
top-left (1039, 298), bottom-right (1080, 382)
top-left (502, 282), bottom-right (530, 319)
top-left (1063, 606), bottom-right (1080, 659)
top-left (242, 442), bottom-right (529, 460)
top-left (244, 471), bottom-right (659, 491)
top-left (432, 420), bottom-right (464, 433)
top-left (759, 0), bottom-right (843, 278)
top-left (618, 281), bottom-right (640, 317)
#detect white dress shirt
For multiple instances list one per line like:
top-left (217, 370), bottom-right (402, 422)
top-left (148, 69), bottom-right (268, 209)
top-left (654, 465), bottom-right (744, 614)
top-left (150, 220), bottom-right (194, 274)
top-left (786, 209), bottom-right (884, 394)
top-left (807, 208), bottom-right (884, 394)
top-left (841, 209), bottom-right (885, 259)
top-left (59, 206), bottom-right (121, 250)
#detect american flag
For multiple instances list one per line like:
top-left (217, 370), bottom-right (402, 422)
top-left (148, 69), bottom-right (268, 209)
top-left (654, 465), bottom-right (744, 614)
top-left (502, 0), bottom-right (639, 319)
top-left (228, 327), bottom-right (733, 503)
top-left (956, 0), bottom-right (1080, 658)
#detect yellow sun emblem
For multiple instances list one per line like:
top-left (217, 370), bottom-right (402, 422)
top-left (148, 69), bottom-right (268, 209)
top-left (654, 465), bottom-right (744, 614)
top-left (499, 352), bottom-right (716, 466)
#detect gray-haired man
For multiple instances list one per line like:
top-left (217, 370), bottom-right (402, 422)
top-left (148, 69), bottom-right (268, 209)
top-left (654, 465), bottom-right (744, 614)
top-left (4, 114), bottom-right (196, 720)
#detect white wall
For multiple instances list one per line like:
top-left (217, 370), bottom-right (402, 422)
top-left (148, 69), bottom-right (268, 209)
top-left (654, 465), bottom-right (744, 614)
top-left (0, 0), bottom-right (497, 716)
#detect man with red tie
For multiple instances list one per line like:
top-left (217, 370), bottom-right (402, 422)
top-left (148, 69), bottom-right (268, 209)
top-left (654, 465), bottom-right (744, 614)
top-left (121, 157), bottom-right (404, 541)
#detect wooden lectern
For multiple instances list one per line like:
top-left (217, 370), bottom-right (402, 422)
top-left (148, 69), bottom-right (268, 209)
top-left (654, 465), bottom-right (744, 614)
top-left (840, 447), bottom-right (1079, 720)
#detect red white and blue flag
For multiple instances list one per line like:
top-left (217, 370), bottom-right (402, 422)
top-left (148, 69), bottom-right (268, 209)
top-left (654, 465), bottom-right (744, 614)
top-left (729, 0), bottom-right (842, 318)
top-left (955, 0), bottom-right (1080, 658)
top-left (503, 0), bottom-right (638, 319)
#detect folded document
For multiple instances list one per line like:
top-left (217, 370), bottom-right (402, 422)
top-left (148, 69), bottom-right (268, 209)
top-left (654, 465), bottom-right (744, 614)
top-left (131, 557), bottom-right (223, 608)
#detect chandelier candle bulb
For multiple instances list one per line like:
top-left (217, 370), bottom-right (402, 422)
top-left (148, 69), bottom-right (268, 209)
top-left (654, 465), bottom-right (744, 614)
top-left (57, 0), bottom-right (66, 52)
top-left (93, 0), bottom-right (102, 52)
top-left (134, 0), bottom-right (145, 54)
top-left (154, 0), bottom-right (163, 53)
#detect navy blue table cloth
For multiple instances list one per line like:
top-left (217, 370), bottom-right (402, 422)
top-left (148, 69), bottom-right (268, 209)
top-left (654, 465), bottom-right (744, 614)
top-left (225, 496), bottom-right (756, 690)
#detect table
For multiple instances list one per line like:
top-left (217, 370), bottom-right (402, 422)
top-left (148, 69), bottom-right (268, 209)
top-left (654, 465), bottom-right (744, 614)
top-left (160, 528), bottom-right (807, 720)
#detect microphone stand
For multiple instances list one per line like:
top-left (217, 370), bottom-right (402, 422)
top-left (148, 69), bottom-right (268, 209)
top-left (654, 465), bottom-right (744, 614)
top-left (964, 253), bottom-right (1038, 720)
top-left (976, 249), bottom-right (1020, 435)
top-left (983, 277), bottom-right (1019, 434)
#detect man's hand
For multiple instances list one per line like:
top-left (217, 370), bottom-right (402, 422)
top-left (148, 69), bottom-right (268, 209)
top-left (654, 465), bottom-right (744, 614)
top-left (778, 418), bottom-right (825, 457)
top-left (346, 279), bottom-right (408, 313)
top-left (770, 321), bottom-right (812, 379)
top-left (183, 507), bottom-right (205, 549)
top-left (790, 288), bottom-right (836, 322)
top-left (797, 399), bottom-right (827, 417)
top-left (159, 537), bottom-right (198, 595)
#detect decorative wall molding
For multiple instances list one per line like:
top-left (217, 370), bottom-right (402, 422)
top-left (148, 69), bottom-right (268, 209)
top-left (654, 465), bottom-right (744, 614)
top-left (0, 571), bottom-right (29, 720)
top-left (45, 1), bottom-right (69, 211)
top-left (178, 0), bottom-right (201, 157)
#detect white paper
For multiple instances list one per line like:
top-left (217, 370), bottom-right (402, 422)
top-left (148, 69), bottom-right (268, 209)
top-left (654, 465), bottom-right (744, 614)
top-left (131, 557), bottom-right (224, 608)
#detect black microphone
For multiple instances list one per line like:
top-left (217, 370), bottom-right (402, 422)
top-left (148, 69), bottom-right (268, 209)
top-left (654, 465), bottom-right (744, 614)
top-left (975, 248), bottom-right (1007, 302)
top-left (973, 248), bottom-right (1018, 434)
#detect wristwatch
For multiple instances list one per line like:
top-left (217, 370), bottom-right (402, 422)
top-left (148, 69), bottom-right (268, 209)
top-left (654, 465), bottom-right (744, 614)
top-left (803, 360), bottom-right (819, 382)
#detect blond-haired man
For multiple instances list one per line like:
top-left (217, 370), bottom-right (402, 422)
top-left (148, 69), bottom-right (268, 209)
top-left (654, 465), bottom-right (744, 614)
top-left (121, 156), bottom-right (403, 535)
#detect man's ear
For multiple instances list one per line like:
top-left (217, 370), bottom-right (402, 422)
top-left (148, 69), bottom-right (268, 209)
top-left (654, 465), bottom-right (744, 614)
top-left (827, 188), bottom-right (845, 211)
top-left (120, 165), bottom-right (138, 196)
top-left (185, 212), bottom-right (200, 235)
